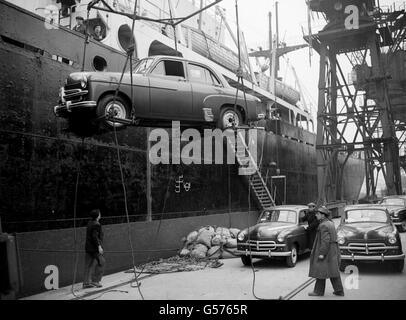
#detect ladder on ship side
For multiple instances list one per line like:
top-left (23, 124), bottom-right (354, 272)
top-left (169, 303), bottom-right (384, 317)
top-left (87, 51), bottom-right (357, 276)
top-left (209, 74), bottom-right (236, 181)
top-left (228, 130), bottom-right (276, 210)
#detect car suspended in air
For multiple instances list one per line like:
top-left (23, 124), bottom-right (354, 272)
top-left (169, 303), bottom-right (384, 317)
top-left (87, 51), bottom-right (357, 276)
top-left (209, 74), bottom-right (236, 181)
top-left (54, 55), bottom-right (264, 134)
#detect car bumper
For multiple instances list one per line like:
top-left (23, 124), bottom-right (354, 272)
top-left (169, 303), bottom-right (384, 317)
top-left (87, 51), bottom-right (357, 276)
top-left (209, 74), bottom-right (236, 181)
top-left (235, 249), bottom-right (292, 257)
top-left (341, 253), bottom-right (405, 262)
top-left (54, 101), bottom-right (97, 116)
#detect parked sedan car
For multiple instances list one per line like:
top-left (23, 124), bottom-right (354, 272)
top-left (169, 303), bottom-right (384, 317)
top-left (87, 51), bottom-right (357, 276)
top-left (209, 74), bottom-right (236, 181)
top-left (54, 55), bottom-right (263, 132)
top-left (236, 205), bottom-right (312, 267)
top-left (378, 195), bottom-right (406, 232)
top-left (337, 204), bottom-right (405, 272)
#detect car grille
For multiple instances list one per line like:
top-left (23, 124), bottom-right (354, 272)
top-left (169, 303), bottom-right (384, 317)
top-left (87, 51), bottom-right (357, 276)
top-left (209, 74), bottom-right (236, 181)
top-left (347, 242), bottom-right (387, 255)
top-left (239, 240), bottom-right (277, 252)
top-left (60, 86), bottom-right (89, 105)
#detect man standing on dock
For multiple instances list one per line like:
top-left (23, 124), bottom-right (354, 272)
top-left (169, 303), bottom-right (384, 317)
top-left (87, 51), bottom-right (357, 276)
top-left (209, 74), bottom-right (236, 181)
top-left (83, 209), bottom-right (105, 289)
top-left (308, 207), bottom-right (344, 297)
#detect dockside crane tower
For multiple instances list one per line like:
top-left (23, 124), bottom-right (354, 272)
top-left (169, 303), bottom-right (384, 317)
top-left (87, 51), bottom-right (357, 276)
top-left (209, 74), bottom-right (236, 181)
top-left (306, 0), bottom-right (406, 201)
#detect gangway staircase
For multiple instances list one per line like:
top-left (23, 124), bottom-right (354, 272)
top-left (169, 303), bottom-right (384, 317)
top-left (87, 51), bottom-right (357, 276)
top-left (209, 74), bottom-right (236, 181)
top-left (227, 129), bottom-right (276, 210)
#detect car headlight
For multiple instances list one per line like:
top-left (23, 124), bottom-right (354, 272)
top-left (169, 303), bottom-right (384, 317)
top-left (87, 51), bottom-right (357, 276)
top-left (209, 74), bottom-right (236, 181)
top-left (393, 212), bottom-right (399, 218)
top-left (70, 73), bottom-right (88, 88)
top-left (80, 76), bottom-right (88, 89)
top-left (237, 232), bottom-right (246, 242)
top-left (388, 236), bottom-right (397, 244)
top-left (338, 237), bottom-right (345, 245)
top-left (277, 236), bottom-right (284, 242)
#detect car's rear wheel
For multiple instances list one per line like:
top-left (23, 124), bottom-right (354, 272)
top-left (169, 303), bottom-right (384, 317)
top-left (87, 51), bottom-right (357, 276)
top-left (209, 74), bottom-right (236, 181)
top-left (392, 260), bottom-right (404, 273)
top-left (97, 94), bottom-right (130, 129)
top-left (218, 107), bottom-right (243, 129)
top-left (241, 255), bottom-right (252, 266)
top-left (286, 244), bottom-right (298, 268)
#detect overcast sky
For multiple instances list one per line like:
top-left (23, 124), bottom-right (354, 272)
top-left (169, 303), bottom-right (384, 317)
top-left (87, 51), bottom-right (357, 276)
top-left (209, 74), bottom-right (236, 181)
top-left (218, 0), bottom-right (323, 117)
top-left (218, 0), bottom-right (404, 119)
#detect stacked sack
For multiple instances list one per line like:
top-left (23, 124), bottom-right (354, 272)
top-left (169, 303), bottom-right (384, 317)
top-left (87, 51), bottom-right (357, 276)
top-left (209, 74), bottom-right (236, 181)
top-left (179, 226), bottom-right (240, 260)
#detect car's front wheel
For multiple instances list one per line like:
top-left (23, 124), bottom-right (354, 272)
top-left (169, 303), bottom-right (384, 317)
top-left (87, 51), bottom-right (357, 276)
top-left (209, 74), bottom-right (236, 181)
top-left (218, 107), bottom-right (243, 129)
top-left (241, 255), bottom-right (252, 266)
top-left (286, 244), bottom-right (298, 268)
top-left (97, 94), bottom-right (130, 129)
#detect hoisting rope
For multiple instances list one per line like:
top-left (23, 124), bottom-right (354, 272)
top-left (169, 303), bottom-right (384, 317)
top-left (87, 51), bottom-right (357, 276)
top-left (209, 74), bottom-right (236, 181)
top-left (70, 0), bottom-right (145, 300)
top-left (109, 0), bottom-right (144, 297)
top-left (71, 138), bottom-right (85, 299)
top-left (71, 0), bottom-right (193, 299)
top-left (232, 0), bottom-right (277, 301)
top-left (81, 10), bottom-right (91, 72)
top-left (112, 125), bottom-right (143, 296)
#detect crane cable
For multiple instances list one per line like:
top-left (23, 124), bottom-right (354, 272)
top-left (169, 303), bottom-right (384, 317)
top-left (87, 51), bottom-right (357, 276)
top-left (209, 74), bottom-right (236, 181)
top-left (71, 138), bottom-right (85, 300)
top-left (109, 0), bottom-right (144, 297)
top-left (232, 0), bottom-right (277, 301)
top-left (70, 0), bottom-right (145, 299)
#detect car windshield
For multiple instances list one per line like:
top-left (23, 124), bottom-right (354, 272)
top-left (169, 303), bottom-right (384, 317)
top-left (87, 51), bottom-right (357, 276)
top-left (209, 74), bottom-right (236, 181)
top-left (380, 198), bottom-right (405, 206)
top-left (259, 210), bottom-right (297, 224)
top-left (344, 209), bottom-right (388, 224)
top-left (132, 58), bottom-right (154, 74)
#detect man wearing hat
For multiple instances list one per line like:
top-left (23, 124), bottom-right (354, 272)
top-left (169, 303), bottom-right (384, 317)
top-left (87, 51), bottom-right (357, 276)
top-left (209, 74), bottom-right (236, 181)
top-left (308, 206), bottom-right (344, 297)
top-left (303, 202), bottom-right (319, 248)
top-left (73, 16), bottom-right (86, 35)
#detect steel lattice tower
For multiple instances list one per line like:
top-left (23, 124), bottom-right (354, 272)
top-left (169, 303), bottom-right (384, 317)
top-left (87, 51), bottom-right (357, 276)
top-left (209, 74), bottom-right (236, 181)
top-left (305, 0), bottom-right (406, 202)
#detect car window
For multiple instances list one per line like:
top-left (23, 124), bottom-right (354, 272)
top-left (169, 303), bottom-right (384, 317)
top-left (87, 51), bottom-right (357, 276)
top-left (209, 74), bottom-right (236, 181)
top-left (259, 210), bottom-right (297, 224)
top-left (344, 209), bottom-right (389, 223)
top-left (188, 64), bottom-right (221, 86)
top-left (151, 61), bottom-right (165, 75)
top-left (133, 58), bottom-right (154, 74)
top-left (380, 198), bottom-right (405, 206)
top-left (150, 60), bottom-right (185, 78)
top-left (299, 210), bottom-right (307, 224)
top-left (209, 71), bottom-right (221, 86)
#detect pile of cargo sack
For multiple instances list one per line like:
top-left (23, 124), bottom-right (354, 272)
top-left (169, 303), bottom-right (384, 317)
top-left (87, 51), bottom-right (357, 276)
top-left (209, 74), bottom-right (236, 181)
top-left (179, 226), bottom-right (241, 259)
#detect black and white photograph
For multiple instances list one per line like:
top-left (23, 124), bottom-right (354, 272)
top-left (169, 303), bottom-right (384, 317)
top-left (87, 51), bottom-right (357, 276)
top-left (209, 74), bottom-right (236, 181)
top-left (0, 0), bottom-right (405, 312)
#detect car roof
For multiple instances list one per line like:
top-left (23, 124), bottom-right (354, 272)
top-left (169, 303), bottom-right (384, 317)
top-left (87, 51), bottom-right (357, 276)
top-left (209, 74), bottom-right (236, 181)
top-left (381, 195), bottom-right (406, 199)
top-left (266, 205), bottom-right (308, 211)
top-left (345, 204), bottom-right (389, 211)
top-left (146, 55), bottom-right (206, 65)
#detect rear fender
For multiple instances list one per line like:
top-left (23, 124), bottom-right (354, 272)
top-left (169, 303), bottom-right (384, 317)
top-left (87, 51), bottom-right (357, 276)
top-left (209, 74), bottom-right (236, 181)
top-left (203, 95), bottom-right (247, 120)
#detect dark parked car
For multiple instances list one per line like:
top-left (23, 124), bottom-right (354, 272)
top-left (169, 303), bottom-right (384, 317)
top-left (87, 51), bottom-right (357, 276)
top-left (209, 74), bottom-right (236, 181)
top-left (54, 55), bottom-right (263, 131)
top-left (236, 205), bottom-right (312, 267)
top-left (378, 195), bottom-right (406, 232)
top-left (337, 204), bottom-right (405, 272)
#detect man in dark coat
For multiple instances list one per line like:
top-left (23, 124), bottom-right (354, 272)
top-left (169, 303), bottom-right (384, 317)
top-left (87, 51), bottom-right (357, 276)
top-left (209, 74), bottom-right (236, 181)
top-left (308, 206), bottom-right (344, 297)
top-left (303, 202), bottom-right (319, 248)
top-left (73, 16), bottom-right (87, 35)
top-left (83, 209), bottom-right (105, 289)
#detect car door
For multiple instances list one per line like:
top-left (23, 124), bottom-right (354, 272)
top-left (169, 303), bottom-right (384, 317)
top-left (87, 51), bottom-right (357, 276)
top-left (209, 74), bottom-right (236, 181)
top-left (297, 210), bottom-right (310, 252)
top-left (148, 59), bottom-right (193, 120)
top-left (186, 63), bottom-right (225, 121)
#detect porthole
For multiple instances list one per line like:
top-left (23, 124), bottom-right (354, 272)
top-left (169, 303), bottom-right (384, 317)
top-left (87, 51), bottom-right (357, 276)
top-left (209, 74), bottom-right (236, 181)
top-left (93, 56), bottom-right (107, 71)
